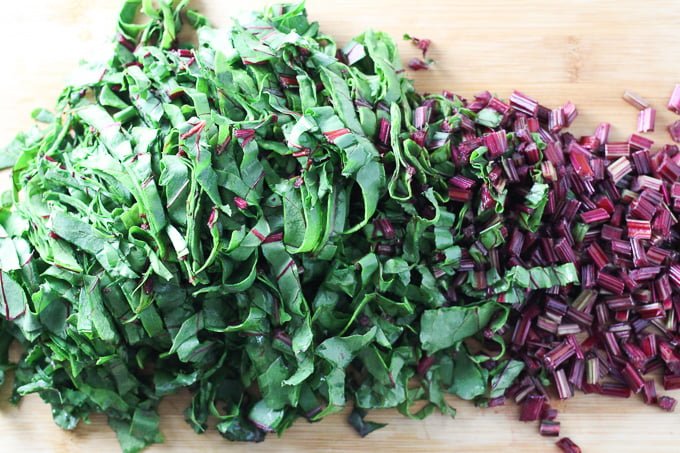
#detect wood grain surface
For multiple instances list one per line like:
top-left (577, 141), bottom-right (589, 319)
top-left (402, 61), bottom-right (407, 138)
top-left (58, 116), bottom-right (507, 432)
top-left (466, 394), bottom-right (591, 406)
top-left (1, 1), bottom-right (680, 451)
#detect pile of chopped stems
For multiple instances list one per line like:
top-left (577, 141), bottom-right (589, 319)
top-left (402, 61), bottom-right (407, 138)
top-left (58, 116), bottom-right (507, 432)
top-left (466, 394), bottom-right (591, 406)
top-left (2, 2), bottom-right (680, 452)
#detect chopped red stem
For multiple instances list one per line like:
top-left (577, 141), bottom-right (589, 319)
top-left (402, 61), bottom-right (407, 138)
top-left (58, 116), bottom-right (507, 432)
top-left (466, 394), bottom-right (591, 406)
top-left (407, 58), bottom-right (430, 70)
top-left (668, 84), bottom-right (680, 113)
top-left (519, 394), bottom-right (545, 422)
top-left (637, 107), bottom-right (656, 133)
top-left (556, 437), bottom-right (582, 453)
top-left (623, 90), bottom-right (650, 110)
top-left (658, 395), bottom-right (677, 412)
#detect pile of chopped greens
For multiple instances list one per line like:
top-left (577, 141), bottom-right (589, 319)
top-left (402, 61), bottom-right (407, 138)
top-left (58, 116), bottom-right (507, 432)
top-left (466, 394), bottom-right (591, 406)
top-left (3, 2), bottom-right (680, 452)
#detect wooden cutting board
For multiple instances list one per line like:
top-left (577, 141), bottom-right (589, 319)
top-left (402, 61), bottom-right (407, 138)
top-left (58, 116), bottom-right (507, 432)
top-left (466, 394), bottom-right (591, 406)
top-left (1, 1), bottom-right (680, 451)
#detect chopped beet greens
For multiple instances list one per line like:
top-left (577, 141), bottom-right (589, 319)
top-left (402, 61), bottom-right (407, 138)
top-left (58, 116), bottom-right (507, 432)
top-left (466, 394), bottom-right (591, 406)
top-left (407, 57), bottom-right (432, 71)
top-left (404, 33), bottom-right (432, 57)
top-left (1, 2), bottom-right (680, 453)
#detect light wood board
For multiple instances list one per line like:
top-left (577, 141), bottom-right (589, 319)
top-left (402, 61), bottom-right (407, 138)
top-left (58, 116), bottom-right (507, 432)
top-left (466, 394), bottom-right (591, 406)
top-left (1, 1), bottom-right (680, 451)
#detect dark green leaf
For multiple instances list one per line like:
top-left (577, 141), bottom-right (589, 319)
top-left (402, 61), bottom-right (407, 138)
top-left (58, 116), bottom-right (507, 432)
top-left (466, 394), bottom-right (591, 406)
top-left (348, 407), bottom-right (387, 437)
